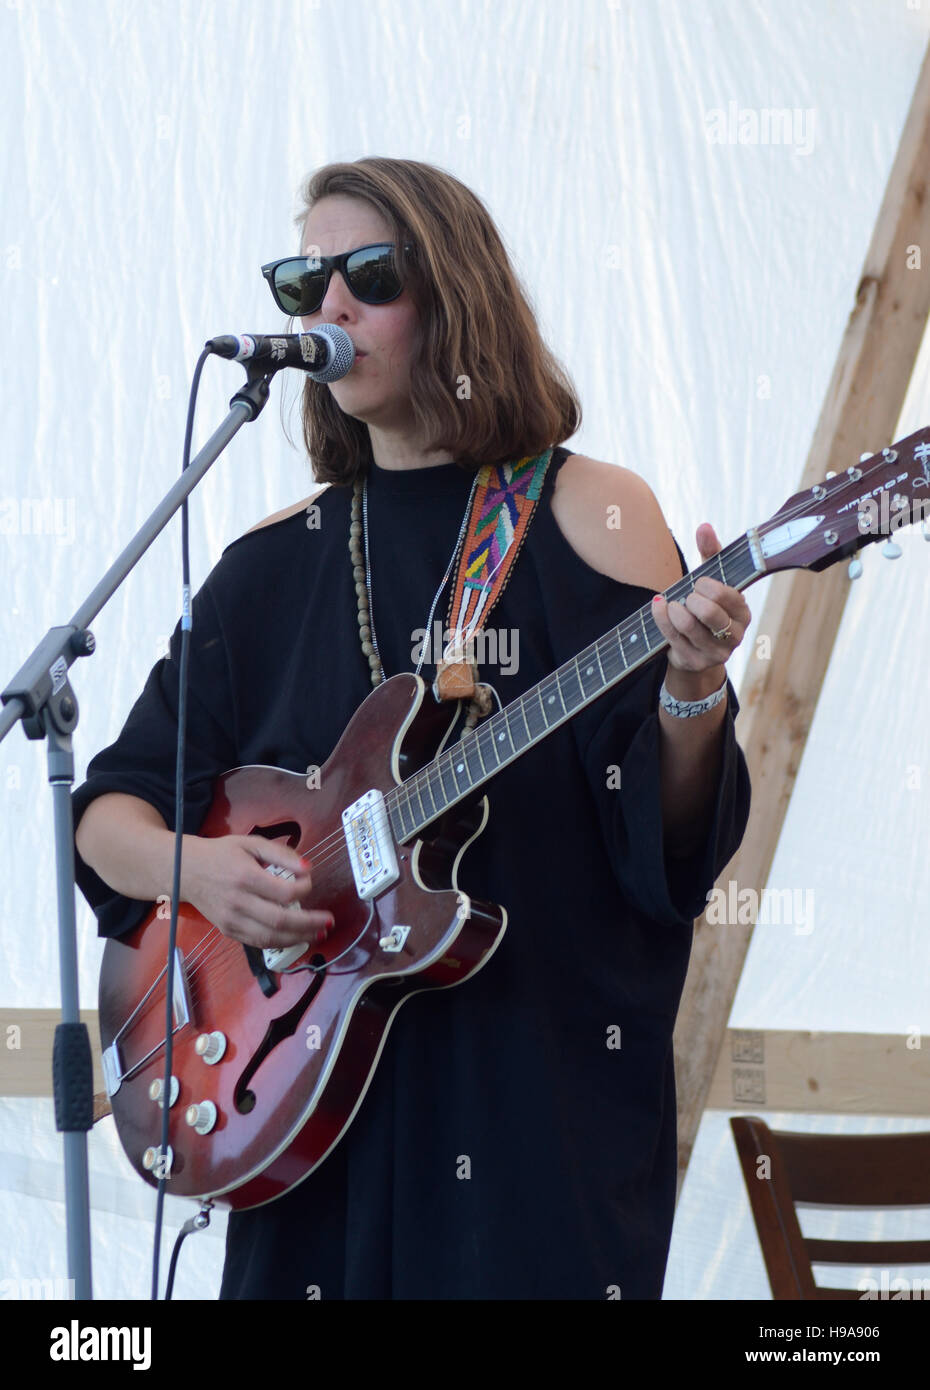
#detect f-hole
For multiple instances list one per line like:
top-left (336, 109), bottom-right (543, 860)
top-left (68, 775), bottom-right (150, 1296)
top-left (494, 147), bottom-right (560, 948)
top-left (234, 971), bottom-right (326, 1114)
top-left (234, 818), bottom-right (323, 1110)
top-left (250, 820), bottom-right (302, 850)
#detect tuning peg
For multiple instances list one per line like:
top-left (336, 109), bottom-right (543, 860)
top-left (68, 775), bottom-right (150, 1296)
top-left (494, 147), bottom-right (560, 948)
top-left (882, 538), bottom-right (903, 559)
top-left (848, 556), bottom-right (863, 579)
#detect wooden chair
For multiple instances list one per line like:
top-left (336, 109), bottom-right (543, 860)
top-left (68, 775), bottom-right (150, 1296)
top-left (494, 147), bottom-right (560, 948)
top-left (730, 1115), bottom-right (930, 1299)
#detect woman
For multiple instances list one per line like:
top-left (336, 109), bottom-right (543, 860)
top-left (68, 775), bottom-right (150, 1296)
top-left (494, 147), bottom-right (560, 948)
top-left (74, 156), bottom-right (751, 1299)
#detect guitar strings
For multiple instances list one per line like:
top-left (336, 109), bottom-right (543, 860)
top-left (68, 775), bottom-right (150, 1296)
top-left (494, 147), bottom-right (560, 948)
top-left (163, 443), bottom-right (930, 932)
top-left (125, 831), bottom-right (359, 1029)
top-left (292, 441), bottom-right (928, 878)
top-left (117, 443), bottom-right (927, 1044)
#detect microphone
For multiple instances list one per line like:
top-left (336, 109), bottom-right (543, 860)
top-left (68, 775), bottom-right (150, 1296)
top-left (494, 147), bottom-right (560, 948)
top-left (205, 323), bottom-right (356, 382)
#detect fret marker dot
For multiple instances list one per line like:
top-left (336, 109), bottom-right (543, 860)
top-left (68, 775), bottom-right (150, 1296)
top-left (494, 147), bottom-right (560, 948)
top-left (456, 763), bottom-right (464, 773)
top-left (586, 666), bottom-right (593, 675)
top-left (547, 695), bottom-right (555, 704)
top-left (498, 733), bottom-right (505, 741)
top-left (630, 634), bottom-right (638, 643)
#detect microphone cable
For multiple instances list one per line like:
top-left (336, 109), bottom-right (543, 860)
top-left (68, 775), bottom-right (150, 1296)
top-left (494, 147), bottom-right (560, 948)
top-left (150, 344), bottom-right (210, 1301)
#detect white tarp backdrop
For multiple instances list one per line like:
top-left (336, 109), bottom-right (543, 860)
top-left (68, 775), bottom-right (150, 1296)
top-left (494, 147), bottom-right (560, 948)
top-left (1, 0), bottom-right (929, 1301)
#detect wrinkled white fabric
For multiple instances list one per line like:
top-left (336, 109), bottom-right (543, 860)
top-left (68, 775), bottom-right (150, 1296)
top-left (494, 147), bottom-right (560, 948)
top-left (1, 0), bottom-right (929, 1300)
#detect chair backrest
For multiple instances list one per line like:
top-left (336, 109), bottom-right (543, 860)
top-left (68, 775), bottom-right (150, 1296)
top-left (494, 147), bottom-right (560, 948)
top-left (730, 1115), bottom-right (930, 1299)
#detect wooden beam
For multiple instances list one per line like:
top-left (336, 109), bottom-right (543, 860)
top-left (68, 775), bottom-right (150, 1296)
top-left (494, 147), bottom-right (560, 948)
top-left (0, 1009), bottom-right (105, 1100)
top-left (707, 1029), bottom-right (930, 1117)
top-left (673, 44), bottom-right (930, 1197)
top-left (5, 1010), bottom-right (926, 1123)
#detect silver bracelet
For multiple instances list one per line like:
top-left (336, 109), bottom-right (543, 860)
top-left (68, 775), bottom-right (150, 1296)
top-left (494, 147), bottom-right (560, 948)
top-left (659, 675), bottom-right (728, 719)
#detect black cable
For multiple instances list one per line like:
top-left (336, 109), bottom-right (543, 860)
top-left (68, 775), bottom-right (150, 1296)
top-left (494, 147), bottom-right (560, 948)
top-left (164, 1205), bottom-right (213, 1301)
top-left (151, 345), bottom-right (211, 1301)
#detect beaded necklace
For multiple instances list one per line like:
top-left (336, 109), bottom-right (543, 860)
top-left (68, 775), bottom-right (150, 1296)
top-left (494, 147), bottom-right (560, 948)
top-left (349, 467), bottom-right (488, 730)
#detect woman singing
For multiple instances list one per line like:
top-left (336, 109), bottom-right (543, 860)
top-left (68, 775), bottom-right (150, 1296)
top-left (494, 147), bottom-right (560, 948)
top-left (74, 155), bottom-right (751, 1300)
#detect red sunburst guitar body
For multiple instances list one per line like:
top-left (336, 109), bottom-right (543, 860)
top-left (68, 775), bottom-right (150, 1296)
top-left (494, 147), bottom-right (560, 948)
top-left (97, 422), bottom-right (930, 1210)
top-left (98, 673), bottom-right (506, 1210)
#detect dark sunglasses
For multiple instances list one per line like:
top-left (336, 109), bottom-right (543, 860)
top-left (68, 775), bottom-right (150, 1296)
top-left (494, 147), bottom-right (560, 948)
top-left (261, 242), bottom-right (414, 316)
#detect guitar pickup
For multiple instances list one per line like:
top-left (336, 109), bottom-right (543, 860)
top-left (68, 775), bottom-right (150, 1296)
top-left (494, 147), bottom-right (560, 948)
top-left (342, 789), bottom-right (399, 901)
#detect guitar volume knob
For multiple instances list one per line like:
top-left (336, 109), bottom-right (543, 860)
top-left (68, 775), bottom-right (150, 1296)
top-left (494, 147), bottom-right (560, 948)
top-left (195, 1031), bottom-right (227, 1064)
top-left (148, 1075), bottom-right (179, 1107)
top-left (142, 1144), bottom-right (173, 1174)
top-left (185, 1101), bottom-right (218, 1135)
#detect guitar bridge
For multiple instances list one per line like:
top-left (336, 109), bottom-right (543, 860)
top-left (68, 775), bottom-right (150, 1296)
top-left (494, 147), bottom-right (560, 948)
top-left (102, 1041), bottom-right (123, 1097)
top-left (342, 789), bottom-right (399, 901)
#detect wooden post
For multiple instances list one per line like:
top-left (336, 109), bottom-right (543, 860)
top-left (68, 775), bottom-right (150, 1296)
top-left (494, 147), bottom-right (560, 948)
top-left (673, 44), bottom-right (930, 1197)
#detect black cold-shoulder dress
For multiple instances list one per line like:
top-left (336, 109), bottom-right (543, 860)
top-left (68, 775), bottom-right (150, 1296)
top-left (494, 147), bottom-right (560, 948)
top-left (72, 444), bottom-right (751, 1300)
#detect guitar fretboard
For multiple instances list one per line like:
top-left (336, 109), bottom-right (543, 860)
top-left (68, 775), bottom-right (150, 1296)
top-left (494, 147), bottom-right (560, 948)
top-left (387, 533), bottom-right (760, 840)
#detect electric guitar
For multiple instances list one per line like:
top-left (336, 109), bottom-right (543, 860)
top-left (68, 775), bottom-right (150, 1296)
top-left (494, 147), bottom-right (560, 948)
top-left (98, 427), bottom-right (930, 1209)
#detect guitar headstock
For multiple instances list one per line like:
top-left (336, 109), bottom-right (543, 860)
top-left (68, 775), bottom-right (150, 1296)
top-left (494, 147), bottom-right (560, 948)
top-left (755, 425), bottom-right (930, 575)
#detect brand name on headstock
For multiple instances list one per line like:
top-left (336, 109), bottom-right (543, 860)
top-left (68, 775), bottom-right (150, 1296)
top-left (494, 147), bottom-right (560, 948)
top-left (836, 471), bottom-right (908, 515)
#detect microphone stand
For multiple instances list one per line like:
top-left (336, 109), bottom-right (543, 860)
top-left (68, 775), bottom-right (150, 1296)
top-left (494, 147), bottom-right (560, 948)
top-left (0, 360), bottom-right (275, 1300)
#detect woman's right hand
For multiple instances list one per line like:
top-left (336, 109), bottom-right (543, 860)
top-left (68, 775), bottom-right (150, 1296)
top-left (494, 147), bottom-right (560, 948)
top-left (75, 794), bottom-right (334, 952)
top-left (178, 834), bottom-right (335, 950)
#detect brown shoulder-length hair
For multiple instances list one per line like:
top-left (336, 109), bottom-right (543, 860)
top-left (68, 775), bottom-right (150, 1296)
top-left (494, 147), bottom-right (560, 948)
top-left (294, 157), bottom-right (581, 485)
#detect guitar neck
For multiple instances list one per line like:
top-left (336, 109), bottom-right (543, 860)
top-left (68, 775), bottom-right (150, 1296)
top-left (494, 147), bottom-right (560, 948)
top-left (387, 534), bottom-right (762, 840)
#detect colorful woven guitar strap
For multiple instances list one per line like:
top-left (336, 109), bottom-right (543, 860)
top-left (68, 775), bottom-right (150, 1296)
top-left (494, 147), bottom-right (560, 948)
top-left (433, 446), bottom-right (554, 703)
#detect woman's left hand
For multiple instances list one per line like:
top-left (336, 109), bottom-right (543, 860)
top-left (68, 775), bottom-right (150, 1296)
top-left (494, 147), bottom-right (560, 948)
top-left (651, 523), bottom-right (751, 674)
